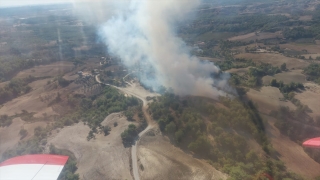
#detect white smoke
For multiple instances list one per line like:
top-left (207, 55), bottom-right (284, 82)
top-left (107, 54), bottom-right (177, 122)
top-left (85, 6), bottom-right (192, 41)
top-left (74, 0), bottom-right (233, 98)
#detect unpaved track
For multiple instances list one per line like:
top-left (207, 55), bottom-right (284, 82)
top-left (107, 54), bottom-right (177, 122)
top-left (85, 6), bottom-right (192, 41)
top-left (96, 74), bottom-right (158, 180)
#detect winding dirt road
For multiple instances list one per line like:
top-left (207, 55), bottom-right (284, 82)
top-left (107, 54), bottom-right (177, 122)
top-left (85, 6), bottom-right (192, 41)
top-left (95, 74), bottom-right (157, 180)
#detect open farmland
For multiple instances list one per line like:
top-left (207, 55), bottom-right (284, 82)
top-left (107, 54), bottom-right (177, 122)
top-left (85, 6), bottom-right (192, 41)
top-left (245, 86), bottom-right (296, 114)
top-left (280, 43), bottom-right (320, 54)
top-left (265, 115), bottom-right (320, 179)
top-left (47, 113), bottom-right (135, 180)
top-left (262, 70), bottom-right (307, 85)
top-left (137, 128), bottom-right (227, 180)
top-left (228, 32), bottom-right (283, 42)
top-left (14, 61), bottom-right (74, 79)
top-left (295, 83), bottom-right (320, 119)
top-left (235, 53), bottom-right (309, 70)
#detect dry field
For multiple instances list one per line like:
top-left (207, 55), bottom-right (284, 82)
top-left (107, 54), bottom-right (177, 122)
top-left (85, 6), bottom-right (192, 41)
top-left (299, 15), bottom-right (313, 21)
top-left (302, 53), bottom-right (320, 59)
top-left (0, 118), bottom-right (24, 157)
top-left (47, 113), bottom-right (135, 180)
top-left (235, 53), bottom-right (309, 70)
top-left (137, 128), bottom-right (227, 180)
top-left (0, 81), bottom-right (9, 88)
top-left (0, 78), bottom-right (59, 117)
top-left (295, 83), bottom-right (320, 119)
top-left (228, 32), bottom-right (282, 42)
top-left (262, 70), bottom-right (307, 85)
top-left (280, 43), bottom-right (320, 54)
top-left (245, 86), bottom-right (296, 114)
top-left (264, 115), bottom-right (320, 178)
top-left (226, 67), bottom-right (250, 76)
top-left (15, 61), bottom-right (74, 78)
top-left (198, 56), bottom-right (221, 63)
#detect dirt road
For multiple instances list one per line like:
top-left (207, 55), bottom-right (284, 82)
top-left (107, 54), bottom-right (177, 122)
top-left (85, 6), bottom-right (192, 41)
top-left (95, 74), bottom-right (158, 180)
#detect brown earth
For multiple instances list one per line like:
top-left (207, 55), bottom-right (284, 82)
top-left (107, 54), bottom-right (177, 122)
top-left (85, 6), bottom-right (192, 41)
top-left (0, 78), bottom-right (59, 117)
top-left (299, 15), bottom-right (313, 21)
top-left (0, 81), bottom-right (9, 88)
top-left (302, 53), bottom-right (320, 59)
top-left (0, 118), bottom-right (24, 157)
top-left (14, 61), bottom-right (74, 78)
top-left (47, 113), bottom-right (135, 180)
top-left (295, 83), bottom-right (320, 119)
top-left (235, 53), bottom-right (309, 70)
top-left (226, 67), bottom-right (250, 76)
top-left (198, 56), bottom-right (221, 63)
top-left (137, 128), bottom-right (227, 180)
top-left (264, 115), bottom-right (320, 178)
top-left (228, 32), bottom-right (282, 42)
top-left (245, 86), bottom-right (296, 114)
top-left (280, 43), bottom-right (320, 54)
top-left (262, 70), bottom-right (307, 85)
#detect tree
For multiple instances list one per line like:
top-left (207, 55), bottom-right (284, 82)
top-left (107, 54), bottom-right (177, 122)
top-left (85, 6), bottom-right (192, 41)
top-left (19, 128), bottom-right (28, 139)
top-left (165, 121), bottom-right (176, 133)
top-left (270, 79), bottom-right (278, 87)
top-left (280, 63), bottom-right (286, 71)
top-left (103, 126), bottom-right (111, 136)
top-left (124, 111), bottom-right (134, 121)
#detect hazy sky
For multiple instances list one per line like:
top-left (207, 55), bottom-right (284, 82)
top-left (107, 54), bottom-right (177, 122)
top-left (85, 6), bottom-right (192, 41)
top-left (0, 0), bottom-right (71, 7)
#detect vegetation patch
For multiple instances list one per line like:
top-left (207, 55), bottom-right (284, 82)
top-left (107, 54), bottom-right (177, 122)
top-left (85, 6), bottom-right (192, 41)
top-left (149, 93), bottom-right (304, 180)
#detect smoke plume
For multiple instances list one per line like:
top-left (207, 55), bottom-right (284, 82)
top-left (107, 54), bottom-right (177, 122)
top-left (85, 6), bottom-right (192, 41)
top-left (75, 0), bottom-right (233, 98)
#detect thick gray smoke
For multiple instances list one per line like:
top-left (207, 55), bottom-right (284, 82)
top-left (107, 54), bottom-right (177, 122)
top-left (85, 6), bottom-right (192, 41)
top-left (75, 0), bottom-right (233, 98)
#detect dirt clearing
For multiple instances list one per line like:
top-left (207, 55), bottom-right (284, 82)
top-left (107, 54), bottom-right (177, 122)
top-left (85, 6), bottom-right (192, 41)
top-left (295, 83), bottom-right (320, 119)
top-left (262, 70), bottom-right (306, 85)
top-left (228, 32), bottom-right (282, 42)
top-left (280, 43), bottom-right (320, 54)
top-left (0, 118), bottom-right (23, 157)
top-left (235, 53), bottom-right (309, 70)
top-left (15, 61), bottom-right (74, 78)
top-left (227, 67), bottom-right (250, 76)
top-left (246, 86), bottom-right (296, 114)
top-left (137, 128), bottom-right (227, 180)
top-left (47, 113), bottom-right (135, 180)
top-left (0, 78), bottom-right (58, 117)
top-left (265, 115), bottom-right (320, 178)
top-left (299, 16), bottom-right (313, 21)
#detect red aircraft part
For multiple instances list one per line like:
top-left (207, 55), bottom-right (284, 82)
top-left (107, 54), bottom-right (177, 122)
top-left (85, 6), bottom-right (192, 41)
top-left (0, 154), bottom-right (69, 180)
top-left (303, 137), bottom-right (320, 149)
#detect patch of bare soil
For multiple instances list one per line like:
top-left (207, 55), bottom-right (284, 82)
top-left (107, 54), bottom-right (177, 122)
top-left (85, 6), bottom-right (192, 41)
top-left (299, 15), bottom-right (313, 21)
top-left (0, 81), bottom-right (8, 88)
top-left (14, 61), bottom-right (74, 78)
top-left (0, 118), bottom-right (23, 156)
top-left (22, 121), bottom-right (47, 140)
top-left (295, 83), bottom-right (320, 119)
top-left (0, 78), bottom-right (58, 117)
top-left (47, 113), bottom-right (136, 180)
top-left (226, 67), bottom-right (250, 76)
top-left (235, 53), bottom-right (309, 70)
top-left (198, 57), bottom-right (221, 63)
top-left (302, 53), bottom-right (320, 59)
top-left (265, 115), bottom-right (320, 178)
top-left (228, 32), bottom-right (282, 42)
top-left (280, 43), bottom-right (320, 54)
top-left (262, 70), bottom-right (307, 85)
top-left (137, 129), bottom-right (227, 180)
top-left (246, 86), bottom-right (296, 114)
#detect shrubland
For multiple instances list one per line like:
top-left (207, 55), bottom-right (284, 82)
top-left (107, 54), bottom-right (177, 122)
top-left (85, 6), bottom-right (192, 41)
top-left (149, 93), bottom-right (304, 180)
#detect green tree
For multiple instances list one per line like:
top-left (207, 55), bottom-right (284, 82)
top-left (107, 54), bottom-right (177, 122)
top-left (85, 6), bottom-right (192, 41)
top-left (165, 121), bottom-right (176, 133)
top-left (280, 63), bottom-right (286, 71)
